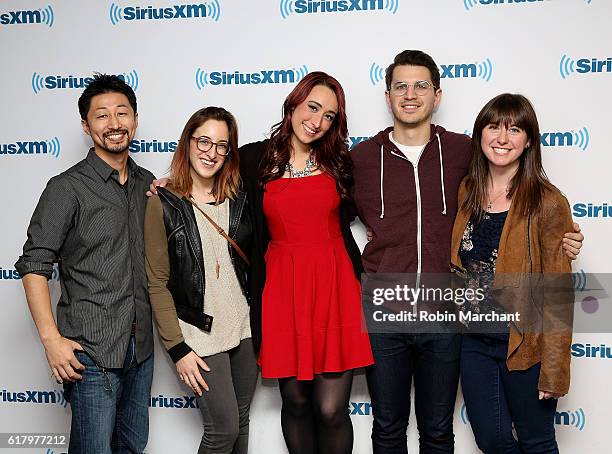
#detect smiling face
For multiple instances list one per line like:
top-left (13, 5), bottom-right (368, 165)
top-left (480, 122), bottom-right (530, 173)
top-left (189, 119), bottom-right (229, 185)
top-left (81, 91), bottom-right (138, 155)
top-left (385, 64), bottom-right (441, 129)
top-left (290, 84), bottom-right (338, 151)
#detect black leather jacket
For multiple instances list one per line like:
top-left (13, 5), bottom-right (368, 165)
top-left (157, 186), bottom-right (253, 333)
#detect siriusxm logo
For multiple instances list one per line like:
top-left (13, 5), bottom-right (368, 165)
top-left (129, 139), bottom-right (177, 153)
top-left (573, 203), bottom-right (611, 218)
top-left (110, 1), bottom-right (220, 24)
top-left (572, 342), bottom-right (612, 359)
top-left (349, 401), bottom-right (372, 415)
top-left (195, 66), bottom-right (308, 89)
top-left (572, 269), bottom-right (587, 292)
top-left (0, 137), bottom-right (60, 158)
top-left (0, 264), bottom-right (60, 281)
top-left (349, 136), bottom-right (370, 149)
top-left (541, 127), bottom-right (590, 151)
top-left (129, 139), bottom-right (178, 153)
top-left (280, 0), bottom-right (398, 18)
top-left (369, 59), bottom-right (493, 85)
top-left (464, 0), bottom-right (544, 12)
top-left (0, 5), bottom-right (54, 27)
top-left (555, 408), bottom-right (586, 431)
top-left (31, 70), bottom-right (139, 94)
top-left (560, 55), bottom-right (612, 79)
top-left (462, 127), bottom-right (590, 151)
top-left (460, 403), bottom-right (586, 430)
top-left (150, 394), bottom-right (198, 409)
top-left (1, 389), bottom-right (67, 407)
top-left (0, 267), bottom-right (20, 280)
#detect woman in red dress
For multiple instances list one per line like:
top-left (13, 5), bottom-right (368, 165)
top-left (240, 72), bottom-right (374, 454)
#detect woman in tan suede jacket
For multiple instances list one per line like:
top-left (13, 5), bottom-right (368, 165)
top-left (450, 93), bottom-right (574, 453)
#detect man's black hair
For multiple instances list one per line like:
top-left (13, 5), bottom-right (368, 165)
top-left (385, 50), bottom-right (441, 91)
top-left (78, 74), bottom-right (137, 121)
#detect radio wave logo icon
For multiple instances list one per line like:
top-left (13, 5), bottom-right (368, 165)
top-left (32, 72), bottom-right (45, 94)
top-left (559, 54), bottom-right (576, 79)
top-left (555, 408), bottom-right (586, 431)
top-left (195, 65), bottom-right (308, 89)
top-left (572, 269), bottom-right (587, 292)
top-left (281, 0), bottom-right (398, 18)
top-left (463, 0), bottom-right (479, 11)
top-left (573, 127), bottom-right (590, 151)
top-left (109, 3), bottom-right (123, 25)
top-left (121, 70), bottom-right (139, 91)
top-left (385, 0), bottom-right (400, 14)
top-left (369, 63), bottom-right (385, 86)
top-left (41, 5), bottom-right (54, 27)
top-left (207, 0), bottom-right (221, 21)
top-left (280, 0), bottom-right (294, 19)
top-left (54, 390), bottom-right (67, 408)
top-left (46, 137), bottom-right (61, 158)
top-left (295, 65), bottom-right (308, 82)
top-left (195, 68), bottom-right (209, 90)
top-left (477, 58), bottom-right (493, 81)
top-left (51, 263), bottom-right (60, 281)
top-left (460, 403), bottom-right (469, 424)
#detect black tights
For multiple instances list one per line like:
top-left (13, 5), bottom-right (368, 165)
top-left (278, 371), bottom-right (354, 454)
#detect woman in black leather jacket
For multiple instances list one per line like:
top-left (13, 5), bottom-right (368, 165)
top-left (144, 106), bottom-right (258, 454)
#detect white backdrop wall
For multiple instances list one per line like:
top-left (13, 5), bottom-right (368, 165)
top-left (1, 1), bottom-right (610, 453)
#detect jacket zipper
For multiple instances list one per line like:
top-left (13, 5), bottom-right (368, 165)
top-left (390, 146), bottom-right (426, 287)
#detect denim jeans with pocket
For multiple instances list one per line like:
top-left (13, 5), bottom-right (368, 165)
top-left (63, 336), bottom-right (153, 454)
top-left (461, 334), bottom-right (559, 454)
top-left (366, 332), bottom-right (462, 454)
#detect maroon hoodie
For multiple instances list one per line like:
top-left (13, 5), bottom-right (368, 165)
top-left (352, 125), bottom-right (470, 274)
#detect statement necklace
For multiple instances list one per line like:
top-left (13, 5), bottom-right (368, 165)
top-left (286, 156), bottom-right (316, 178)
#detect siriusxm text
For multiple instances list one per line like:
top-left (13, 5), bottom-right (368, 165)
top-left (294, 0), bottom-right (384, 13)
top-left (0, 10), bottom-right (41, 25)
top-left (209, 70), bottom-right (297, 85)
top-left (129, 140), bottom-right (177, 153)
top-left (1, 142), bottom-right (51, 155)
top-left (572, 343), bottom-right (612, 359)
top-left (122, 4), bottom-right (207, 20)
top-left (573, 203), bottom-right (611, 218)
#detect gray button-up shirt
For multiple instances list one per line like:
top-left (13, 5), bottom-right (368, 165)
top-left (16, 149), bottom-right (155, 368)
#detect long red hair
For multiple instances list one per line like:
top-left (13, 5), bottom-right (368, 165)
top-left (259, 71), bottom-right (353, 200)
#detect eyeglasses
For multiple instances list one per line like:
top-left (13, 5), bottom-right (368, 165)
top-left (191, 136), bottom-right (230, 156)
top-left (388, 80), bottom-right (436, 97)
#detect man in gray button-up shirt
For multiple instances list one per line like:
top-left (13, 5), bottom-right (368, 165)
top-left (16, 74), bottom-right (155, 453)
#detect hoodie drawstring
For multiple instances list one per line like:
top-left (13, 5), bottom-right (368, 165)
top-left (379, 144), bottom-right (385, 219)
top-left (437, 132), bottom-right (447, 215)
top-left (379, 132), bottom-right (447, 218)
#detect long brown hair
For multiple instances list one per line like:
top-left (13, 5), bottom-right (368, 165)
top-left (259, 71), bottom-right (354, 200)
top-left (170, 106), bottom-right (240, 202)
top-left (461, 93), bottom-right (554, 219)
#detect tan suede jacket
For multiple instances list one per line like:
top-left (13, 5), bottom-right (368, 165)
top-left (451, 179), bottom-right (574, 395)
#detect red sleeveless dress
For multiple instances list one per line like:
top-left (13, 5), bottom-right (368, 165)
top-left (259, 173), bottom-right (374, 380)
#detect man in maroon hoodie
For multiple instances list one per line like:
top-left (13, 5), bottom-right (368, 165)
top-left (351, 50), bottom-right (583, 453)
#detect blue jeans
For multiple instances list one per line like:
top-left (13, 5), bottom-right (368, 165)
top-left (366, 333), bottom-right (462, 454)
top-left (63, 337), bottom-right (154, 454)
top-left (461, 335), bottom-right (559, 454)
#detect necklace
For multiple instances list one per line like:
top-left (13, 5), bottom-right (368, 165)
top-left (486, 186), bottom-right (509, 212)
top-left (286, 156), bottom-right (316, 178)
top-left (190, 196), bottom-right (222, 279)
